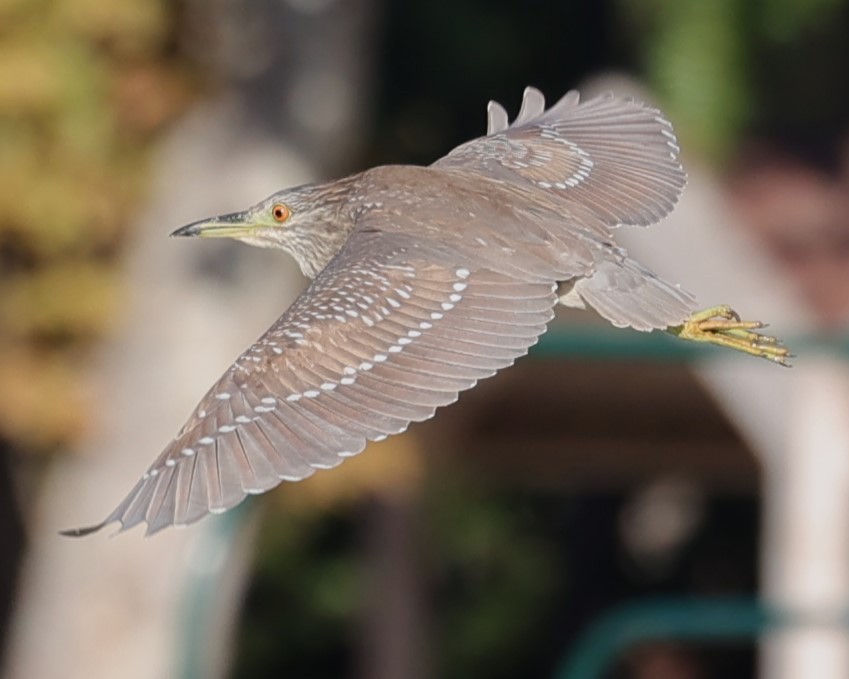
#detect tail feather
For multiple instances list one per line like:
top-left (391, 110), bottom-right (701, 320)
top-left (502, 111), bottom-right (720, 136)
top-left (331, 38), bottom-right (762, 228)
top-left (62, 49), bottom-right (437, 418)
top-left (562, 254), bottom-right (697, 331)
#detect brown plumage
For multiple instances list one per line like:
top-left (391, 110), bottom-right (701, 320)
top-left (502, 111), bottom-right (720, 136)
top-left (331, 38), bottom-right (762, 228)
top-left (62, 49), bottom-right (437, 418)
top-left (63, 87), bottom-right (784, 537)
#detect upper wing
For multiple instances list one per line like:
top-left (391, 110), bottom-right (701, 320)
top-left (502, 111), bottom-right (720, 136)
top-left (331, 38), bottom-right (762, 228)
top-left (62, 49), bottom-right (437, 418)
top-left (68, 231), bottom-right (557, 536)
top-left (434, 87), bottom-right (686, 228)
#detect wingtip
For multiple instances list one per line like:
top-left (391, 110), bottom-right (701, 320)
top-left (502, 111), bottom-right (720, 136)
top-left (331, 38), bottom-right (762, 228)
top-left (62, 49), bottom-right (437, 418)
top-left (486, 100), bottom-right (509, 135)
top-left (514, 86), bottom-right (546, 126)
top-left (59, 522), bottom-right (108, 538)
top-left (522, 84), bottom-right (544, 99)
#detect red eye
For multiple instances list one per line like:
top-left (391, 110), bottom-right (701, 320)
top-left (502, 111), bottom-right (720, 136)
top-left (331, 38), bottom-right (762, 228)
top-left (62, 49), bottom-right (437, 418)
top-left (272, 203), bottom-right (290, 222)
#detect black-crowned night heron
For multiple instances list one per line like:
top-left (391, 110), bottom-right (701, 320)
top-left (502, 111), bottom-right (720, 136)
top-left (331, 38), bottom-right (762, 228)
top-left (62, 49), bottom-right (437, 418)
top-left (64, 88), bottom-right (789, 537)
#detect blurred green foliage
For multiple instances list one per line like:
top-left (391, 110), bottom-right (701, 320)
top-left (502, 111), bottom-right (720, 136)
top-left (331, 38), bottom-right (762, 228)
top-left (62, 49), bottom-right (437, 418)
top-left (637, 0), bottom-right (750, 163)
top-left (427, 482), bottom-right (563, 679)
top-left (234, 479), bottom-right (566, 679)
top-left (622, 0), bottom-right (849, 162)
top-left (0, 0), bottom-right (194, 450)
top-left (235, 507), bottom-right (363, 678)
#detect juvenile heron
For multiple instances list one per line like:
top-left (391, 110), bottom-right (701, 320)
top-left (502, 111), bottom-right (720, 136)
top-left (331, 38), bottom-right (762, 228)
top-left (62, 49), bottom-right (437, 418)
top-left (64, 88), bottom-right (789, 537)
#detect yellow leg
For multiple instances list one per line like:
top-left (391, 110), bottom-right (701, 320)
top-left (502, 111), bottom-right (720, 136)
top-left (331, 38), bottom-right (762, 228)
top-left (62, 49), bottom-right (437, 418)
top-left (668, 305), bottom-right (792, 367)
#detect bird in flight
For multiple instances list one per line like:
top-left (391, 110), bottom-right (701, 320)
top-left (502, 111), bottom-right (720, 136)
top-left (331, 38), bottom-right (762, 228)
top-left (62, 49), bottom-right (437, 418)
top-left (64, 87), bottom-right (790, 537)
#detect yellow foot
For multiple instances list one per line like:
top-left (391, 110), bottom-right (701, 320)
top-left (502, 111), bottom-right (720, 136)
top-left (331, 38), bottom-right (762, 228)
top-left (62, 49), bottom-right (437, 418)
top-left (668, 305), bottom-right (793, 367)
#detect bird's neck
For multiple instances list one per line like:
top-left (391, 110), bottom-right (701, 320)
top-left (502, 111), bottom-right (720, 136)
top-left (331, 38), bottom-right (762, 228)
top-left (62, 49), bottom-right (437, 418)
top-left (288, 227), bottom-right (350, 279)
top-left (288, 175), bottom-right (364, 278)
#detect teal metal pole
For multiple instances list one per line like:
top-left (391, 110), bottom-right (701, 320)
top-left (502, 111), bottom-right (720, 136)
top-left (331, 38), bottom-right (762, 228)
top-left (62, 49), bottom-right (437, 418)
top-left (555, 597), bottom-right (849, 679)
top-left (177, 502), bottom-right (257, 679)
top-left (534, 326), bottom-right (849, 361)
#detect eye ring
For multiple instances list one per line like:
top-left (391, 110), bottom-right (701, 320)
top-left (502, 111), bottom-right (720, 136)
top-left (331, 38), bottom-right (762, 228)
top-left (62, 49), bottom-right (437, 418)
top-left (272, 203), bottom-right (290, 223)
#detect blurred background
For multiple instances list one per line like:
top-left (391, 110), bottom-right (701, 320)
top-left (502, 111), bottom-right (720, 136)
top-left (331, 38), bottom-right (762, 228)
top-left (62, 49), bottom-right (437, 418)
top-left (1, 1), bottom-right (849, 678)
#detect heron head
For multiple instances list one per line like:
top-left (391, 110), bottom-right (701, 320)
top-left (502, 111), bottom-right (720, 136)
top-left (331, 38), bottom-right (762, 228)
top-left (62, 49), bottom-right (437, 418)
top-left (171, 180), bottom-right (357, 278)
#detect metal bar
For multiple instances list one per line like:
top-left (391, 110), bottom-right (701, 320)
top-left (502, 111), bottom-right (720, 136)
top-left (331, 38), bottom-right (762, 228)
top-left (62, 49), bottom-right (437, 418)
top-left (536, 326), bottom-right (849, 360)
top-left (554, 597), bottom-right (849, 679)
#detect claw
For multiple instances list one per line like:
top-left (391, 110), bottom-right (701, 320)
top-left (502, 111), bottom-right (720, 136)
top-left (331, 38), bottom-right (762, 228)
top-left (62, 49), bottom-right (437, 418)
top-left (668, 305), bottom-right (793, 367)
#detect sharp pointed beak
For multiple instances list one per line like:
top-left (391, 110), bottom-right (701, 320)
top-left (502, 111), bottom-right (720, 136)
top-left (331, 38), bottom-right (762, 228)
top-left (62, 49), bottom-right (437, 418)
top-left (170, 211), bottom-right (254, 239)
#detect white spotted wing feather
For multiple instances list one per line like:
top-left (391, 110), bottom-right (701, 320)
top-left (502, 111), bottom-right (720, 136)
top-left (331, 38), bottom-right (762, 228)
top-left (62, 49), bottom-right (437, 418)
top-left (66, 87), bottom-right (697, 537)
top-left (438, 87), bottom-right (686, 228)
top-left (68, 231), bottom-right (556, 535)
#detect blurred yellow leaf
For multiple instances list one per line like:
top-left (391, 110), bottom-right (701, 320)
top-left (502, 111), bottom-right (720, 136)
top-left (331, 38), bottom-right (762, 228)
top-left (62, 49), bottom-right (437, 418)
top-left (57, 0), bottom-right (168, 54)
top-left (0, 346), bottom-right (90, 450)
top-left (0, 262), bottom-right (123, 340)
top-left (0, 2), bottom-right (188, 460)
top-left (0, 41), bottom-right (62, 114)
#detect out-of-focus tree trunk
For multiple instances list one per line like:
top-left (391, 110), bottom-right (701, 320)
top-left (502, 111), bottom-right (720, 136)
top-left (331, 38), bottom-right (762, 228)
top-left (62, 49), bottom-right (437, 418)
top-left (3, 1), bottom-right (378, 678)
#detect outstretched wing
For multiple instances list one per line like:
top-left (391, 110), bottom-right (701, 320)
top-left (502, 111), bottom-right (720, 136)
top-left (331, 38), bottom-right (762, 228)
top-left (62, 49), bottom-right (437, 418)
top-left (434, 87), bottom-right (686, 228)
top-left (66, 231), bottom-right (557, 536)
